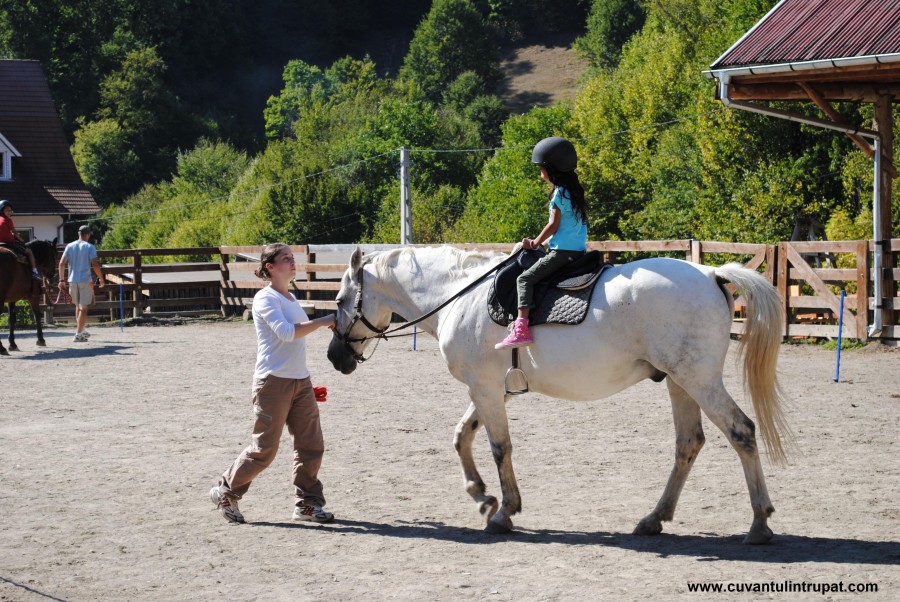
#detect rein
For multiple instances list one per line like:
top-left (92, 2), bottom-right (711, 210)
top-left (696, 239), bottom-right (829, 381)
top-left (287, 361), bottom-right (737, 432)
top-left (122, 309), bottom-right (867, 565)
top-left (334, 250), bottom-right (520, 363)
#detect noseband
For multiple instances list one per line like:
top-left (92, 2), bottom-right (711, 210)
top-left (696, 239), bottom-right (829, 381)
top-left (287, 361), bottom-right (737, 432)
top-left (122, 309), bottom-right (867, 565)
top-left (332, 264), bottom-right (389, 363)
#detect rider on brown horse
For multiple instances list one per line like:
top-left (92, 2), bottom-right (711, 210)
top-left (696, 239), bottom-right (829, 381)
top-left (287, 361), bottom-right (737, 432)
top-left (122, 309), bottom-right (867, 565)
top-left (0, 200), bottom-right (43, 279)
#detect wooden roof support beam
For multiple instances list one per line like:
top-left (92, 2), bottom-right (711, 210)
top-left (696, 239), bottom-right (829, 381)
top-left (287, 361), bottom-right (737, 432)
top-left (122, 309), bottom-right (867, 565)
top-left (799, 82), bottom-right (898, 178)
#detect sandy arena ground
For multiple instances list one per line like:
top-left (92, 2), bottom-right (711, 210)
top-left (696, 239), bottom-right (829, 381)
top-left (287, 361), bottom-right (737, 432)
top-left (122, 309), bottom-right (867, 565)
top-left (1, 321), bottom-right (898, 601)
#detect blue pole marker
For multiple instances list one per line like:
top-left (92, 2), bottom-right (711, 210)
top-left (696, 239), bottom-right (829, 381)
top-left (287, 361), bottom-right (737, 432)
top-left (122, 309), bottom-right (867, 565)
top-left (119, 281), bottom-right (125, 332)
top-left (413, 325), bottom-right (417, 351)
top-left (834, 290), bottom-right (845, 382)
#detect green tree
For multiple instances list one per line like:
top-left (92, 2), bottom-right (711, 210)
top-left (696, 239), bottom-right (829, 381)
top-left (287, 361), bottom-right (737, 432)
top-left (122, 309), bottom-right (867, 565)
top-left (575, 0), bottom-right (646, 69)
top-left (448, 105), bottom-right (574, 243)
top-left (71, 119), bottom-right (143, 207)
top-left (74, 45), bottom-right (214, 205)
top-left (400, 0), bottom-right (499, 103)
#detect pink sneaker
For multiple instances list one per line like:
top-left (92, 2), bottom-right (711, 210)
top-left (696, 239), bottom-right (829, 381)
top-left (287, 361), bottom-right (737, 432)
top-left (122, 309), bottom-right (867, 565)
top-left (495, 318), bottom-right (533, 349)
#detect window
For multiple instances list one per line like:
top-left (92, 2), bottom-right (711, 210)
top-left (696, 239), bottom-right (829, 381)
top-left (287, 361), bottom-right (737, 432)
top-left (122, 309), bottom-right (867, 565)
top-left (16, 227), bottom-right (33, 242)
top-left (0, 132), bottom-right (21, 182)
top-left (0, 149), bottom-right (9, 181)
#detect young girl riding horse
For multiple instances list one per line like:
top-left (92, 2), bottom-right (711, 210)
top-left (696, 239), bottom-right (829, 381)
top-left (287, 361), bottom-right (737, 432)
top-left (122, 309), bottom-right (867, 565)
top-left (0, 200), bottom-right (42, 279)
top-left (495, 137), bottom-right (589, 350)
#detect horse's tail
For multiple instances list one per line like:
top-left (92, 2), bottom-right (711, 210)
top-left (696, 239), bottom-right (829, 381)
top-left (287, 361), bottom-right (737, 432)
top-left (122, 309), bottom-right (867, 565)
top-left (715, 263), bottom-right (792, 466)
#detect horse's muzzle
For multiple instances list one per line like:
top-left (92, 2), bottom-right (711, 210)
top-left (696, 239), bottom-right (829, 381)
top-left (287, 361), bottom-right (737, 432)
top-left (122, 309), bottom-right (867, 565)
top-left (327, 333), bottom-right (358, 374)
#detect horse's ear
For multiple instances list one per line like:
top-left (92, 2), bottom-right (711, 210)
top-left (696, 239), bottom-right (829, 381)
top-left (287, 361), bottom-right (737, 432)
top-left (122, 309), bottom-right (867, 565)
top-left (52, 237), bottom-right (58, 246)
top-left (350, 247), bottom-right (363, 273)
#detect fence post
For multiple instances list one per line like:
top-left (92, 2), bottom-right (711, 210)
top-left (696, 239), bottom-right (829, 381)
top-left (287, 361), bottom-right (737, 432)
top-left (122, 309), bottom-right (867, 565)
top-left (307, 250), bottom-right (316, 305)
top-left (777, 242), bottom-right (789, 337)
top-left (132, 251), bottom-right (143, 318)
top-left (856, 240), bottom-right (869, 340)
top-left (690, 239), bottom-right (702, 264)
top-left (218, 250), bottom-right (230, 317)
top-left (399, 146), bottom-right (412, 245)
top-left (765, 244), bottom-right (777, 287)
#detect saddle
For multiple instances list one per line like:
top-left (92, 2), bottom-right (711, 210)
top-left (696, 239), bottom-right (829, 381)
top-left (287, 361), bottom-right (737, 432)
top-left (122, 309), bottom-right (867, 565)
top-left (0, 242), bottom-right (29, 264)
top-left (488, 248), bottom-right (610, 327)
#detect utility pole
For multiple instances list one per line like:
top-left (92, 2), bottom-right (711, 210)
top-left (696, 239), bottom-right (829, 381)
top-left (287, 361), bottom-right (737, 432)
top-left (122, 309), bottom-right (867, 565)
top-left (399, 146), bottom-right (412, 245)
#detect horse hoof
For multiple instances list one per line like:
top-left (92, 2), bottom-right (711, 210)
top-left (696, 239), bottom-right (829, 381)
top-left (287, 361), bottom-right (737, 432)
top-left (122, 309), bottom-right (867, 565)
top-left (36, 340), bottom-right (46, 347)
top-left (485, 516), bottom-right (513, 535)
top-left (743, 526), bottom-right (773, 545)
top-left (7, 344), bottom-right (17, 352)
top-left (478, 496), bottom-right (499, 519)
top-left (0, 348), bottom-right (8, 356)
top-left (633, 516), bottom-right (663, 536)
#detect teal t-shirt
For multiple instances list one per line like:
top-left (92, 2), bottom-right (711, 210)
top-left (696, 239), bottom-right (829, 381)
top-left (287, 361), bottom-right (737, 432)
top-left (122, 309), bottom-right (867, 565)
top-left (548, 187), bottom-right (587, 251)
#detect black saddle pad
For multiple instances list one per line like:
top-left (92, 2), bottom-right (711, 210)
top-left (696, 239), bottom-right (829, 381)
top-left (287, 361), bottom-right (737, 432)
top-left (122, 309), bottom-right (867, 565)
top-left (488, 249), bottom-right (609, 327)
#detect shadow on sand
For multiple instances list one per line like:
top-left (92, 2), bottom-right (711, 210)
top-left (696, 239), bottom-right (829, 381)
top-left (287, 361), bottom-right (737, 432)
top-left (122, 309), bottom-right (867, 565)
top-left (10, 344), bottom-right (135, 360)
top-left (251, 518), bottom-right (900, 565)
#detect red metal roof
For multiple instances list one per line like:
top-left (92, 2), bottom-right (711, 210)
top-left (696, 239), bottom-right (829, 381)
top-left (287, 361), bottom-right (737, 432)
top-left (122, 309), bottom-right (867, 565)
top-left (712, 0), bottom-right (900, 69)
top-left (0, 60), bottom-right (100, 215)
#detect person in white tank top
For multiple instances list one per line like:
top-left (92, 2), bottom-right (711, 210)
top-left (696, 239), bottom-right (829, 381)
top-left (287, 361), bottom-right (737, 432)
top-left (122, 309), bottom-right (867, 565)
top-left (210, 243), bottom-right (337, 524)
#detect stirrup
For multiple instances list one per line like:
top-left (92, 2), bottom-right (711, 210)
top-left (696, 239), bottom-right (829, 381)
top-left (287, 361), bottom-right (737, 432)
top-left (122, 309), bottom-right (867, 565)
top-left (505, 348), bottom-right (529, 395)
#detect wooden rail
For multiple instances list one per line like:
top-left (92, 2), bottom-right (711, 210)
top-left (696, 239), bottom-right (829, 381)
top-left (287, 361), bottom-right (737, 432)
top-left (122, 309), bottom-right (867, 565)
top-left (33, 239), bottom-right (899, 340)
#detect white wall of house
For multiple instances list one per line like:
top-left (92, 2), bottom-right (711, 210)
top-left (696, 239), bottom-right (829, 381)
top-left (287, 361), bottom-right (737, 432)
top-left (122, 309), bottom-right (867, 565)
top-left (13, 215), bottom-right (64, 243)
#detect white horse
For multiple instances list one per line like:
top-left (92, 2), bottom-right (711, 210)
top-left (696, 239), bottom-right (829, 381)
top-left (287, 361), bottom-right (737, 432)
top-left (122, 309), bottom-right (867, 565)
top-left (327, 246), bottom-right (791, 543)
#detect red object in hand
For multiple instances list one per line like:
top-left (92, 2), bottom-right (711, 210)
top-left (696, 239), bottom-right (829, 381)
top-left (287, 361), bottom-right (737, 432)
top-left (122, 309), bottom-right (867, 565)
top-left (313, 386), bottom-right (327, 402)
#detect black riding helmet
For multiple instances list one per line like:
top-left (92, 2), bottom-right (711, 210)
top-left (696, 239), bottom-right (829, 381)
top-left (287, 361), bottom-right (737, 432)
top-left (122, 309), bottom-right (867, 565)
top-left (531, 137), bottom-right (577, 173)
top-left (0, 199), bottom-right (11, 213)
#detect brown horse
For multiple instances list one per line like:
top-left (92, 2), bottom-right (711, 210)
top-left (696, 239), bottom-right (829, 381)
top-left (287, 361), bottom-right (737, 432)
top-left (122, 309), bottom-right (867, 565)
top-left (0, 239), bottom-right (57, 355)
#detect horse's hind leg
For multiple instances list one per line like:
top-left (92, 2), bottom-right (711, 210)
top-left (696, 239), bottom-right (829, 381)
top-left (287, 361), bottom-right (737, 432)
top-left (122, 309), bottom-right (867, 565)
top-left (453, 402), bottom-right (499, 520)
top-left (683, 377), bottom-right (775, 544)
top-left (634, 378), bottom-right (705, 536)
top-left (0, 303), bottom-right (7, 356)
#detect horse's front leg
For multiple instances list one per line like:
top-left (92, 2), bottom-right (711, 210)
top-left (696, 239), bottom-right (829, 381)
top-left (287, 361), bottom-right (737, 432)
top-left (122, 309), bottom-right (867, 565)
top-left (453, 402), bottom-right (498, 520)
top-left (475, 393), bottom-right (521, 534)
top-left (31, 296), bottom-right (46, 347)
top-left (7, 302), bottom-right (18, 352)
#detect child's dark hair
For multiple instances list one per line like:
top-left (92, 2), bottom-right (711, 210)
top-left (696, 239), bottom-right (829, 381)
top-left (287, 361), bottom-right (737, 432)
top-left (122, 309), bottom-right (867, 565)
top-left (545, 166), bottom-right (588, 225)
top-left (255, 242), bottom-right (290, 280)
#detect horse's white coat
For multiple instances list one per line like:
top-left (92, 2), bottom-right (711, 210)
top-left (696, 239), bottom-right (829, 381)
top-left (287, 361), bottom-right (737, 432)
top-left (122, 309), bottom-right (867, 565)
top-left (329, 246), bottom-right (790, 543)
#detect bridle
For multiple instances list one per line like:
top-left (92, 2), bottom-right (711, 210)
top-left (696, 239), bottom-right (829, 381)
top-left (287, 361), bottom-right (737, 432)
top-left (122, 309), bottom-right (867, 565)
top-left (331, 264), bottom-right (390, 363)
top-left (332, 251), bottom-right (519, 364)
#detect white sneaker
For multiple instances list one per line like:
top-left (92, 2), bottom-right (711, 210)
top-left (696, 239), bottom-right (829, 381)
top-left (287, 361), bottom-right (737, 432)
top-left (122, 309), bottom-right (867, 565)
top-left (293, 504), bottom-right (334, 523)
top-left (80, 330), bottom-right (91, 338)
top-left (210, 486), bottom-right (245, 523)
top-left (73, 333), bottom-right (88, 342)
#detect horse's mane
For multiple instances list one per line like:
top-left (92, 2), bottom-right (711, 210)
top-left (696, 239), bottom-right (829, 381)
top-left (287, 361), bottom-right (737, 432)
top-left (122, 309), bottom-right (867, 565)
top-left (26, 240), bottom-right (56, 264)
top-left (367, 246), bottom-right (507, 283)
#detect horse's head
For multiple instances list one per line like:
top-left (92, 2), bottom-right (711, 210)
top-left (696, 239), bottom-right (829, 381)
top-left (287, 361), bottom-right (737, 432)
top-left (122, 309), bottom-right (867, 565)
top-left (327, 247), bottom-right (393, 374)
top-left (26, 239), bottom-right (58, 280)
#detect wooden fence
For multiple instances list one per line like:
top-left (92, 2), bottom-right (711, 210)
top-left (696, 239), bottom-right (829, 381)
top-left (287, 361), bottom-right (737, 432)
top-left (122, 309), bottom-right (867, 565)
top-left (35, 239), bottom-right (899, 341)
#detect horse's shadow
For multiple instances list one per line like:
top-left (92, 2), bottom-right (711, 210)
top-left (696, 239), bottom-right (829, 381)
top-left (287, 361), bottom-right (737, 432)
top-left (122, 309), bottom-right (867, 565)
top-left (10, 344), bottom-right (135, 360)
top-left (252, 518), bottom-right (900, 565)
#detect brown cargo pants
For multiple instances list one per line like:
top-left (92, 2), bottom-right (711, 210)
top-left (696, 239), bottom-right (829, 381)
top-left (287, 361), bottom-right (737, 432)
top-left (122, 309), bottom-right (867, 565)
top-left (220, 374), bottom-right (325, 507)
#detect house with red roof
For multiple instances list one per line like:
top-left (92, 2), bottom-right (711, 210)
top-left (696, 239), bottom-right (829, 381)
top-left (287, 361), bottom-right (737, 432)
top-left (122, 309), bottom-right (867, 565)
top-left (0, 59), bottom-right (99, 243)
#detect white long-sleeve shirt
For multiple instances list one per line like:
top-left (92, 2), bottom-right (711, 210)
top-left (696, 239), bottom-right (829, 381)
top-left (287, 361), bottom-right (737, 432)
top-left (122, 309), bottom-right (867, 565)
top-left (252, 286), bottom-right (310, 379)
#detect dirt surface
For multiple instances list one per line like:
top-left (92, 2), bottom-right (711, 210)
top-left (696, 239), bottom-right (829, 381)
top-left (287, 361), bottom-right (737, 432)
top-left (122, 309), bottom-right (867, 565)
top-left (498, 33), bottom-right (588, 114)
top-left (2, 322), bottom-right (898, 601)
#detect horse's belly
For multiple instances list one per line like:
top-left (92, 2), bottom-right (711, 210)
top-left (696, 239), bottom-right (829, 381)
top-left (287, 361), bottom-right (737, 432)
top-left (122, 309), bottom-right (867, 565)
top-left (525, 349), bottom-right (654, 401)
